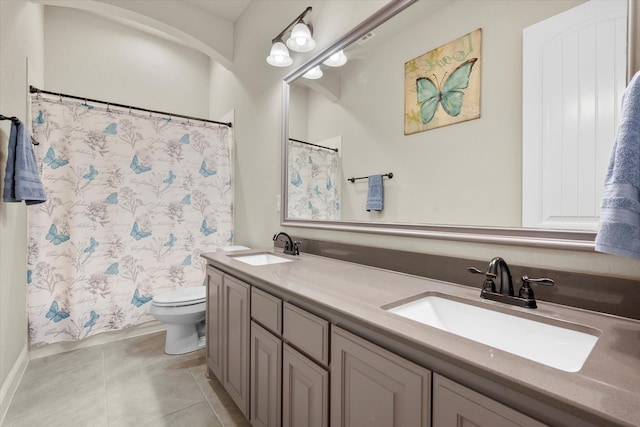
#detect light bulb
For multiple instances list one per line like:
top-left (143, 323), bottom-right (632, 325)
top-left (303, 65), bottom-right (323, 80)
top-left (286, 23), bottom-right (316, 53)
top-left (323, 50), bottom-right (347, 67)
top-left (267, 42), bottom-right (293, 67)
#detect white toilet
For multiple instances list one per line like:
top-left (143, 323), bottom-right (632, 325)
top-left (149, 286), bottom-right (207, 354)
top-left (150, 246), bottom-right (250, 354)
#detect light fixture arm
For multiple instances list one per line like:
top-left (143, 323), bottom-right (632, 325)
top-left (271, 6), bottom-right (312, 44)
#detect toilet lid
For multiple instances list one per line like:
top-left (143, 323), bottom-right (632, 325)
top-left (153, 286), bottom-right (206, 306)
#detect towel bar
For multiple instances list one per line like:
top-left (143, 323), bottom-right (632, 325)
top-left (348, 172), bottom-right (393, 183)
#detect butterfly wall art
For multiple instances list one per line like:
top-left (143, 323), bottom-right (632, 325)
top-left (404, 28), bottom-right (482, 134)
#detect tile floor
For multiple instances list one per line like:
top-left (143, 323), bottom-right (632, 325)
top-left (3, 332), bottom-right (251, 427)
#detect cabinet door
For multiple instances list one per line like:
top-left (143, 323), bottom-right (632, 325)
top-left (250, 321), bottom-right (282, 427)
top-left (223, 275), bottom-right (251, 418)
top-left (433, 374), bottom-right (547, 427)
top-left (283, 343), bottom-right (328, 427)
top-left (331, 326), bottom-right (431, 427)
top-left (206, 267), bottom-right (224, 380)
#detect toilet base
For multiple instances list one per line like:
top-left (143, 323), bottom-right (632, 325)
top-left (164, 321), bottom-right (206, 355)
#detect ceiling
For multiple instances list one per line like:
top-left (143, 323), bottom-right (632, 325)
top-left (183, 0), bottom-right (251, 23)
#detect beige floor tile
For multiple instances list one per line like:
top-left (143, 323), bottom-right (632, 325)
top-left (102, 332), bottom-right (169, 370)
top-left (4, 356), bottom-right (107, 427)
top-left (189, 365), bottom-right (251, 427)
top-left (106, 357), bottom-right (205, 425)
top-left (141, 400), bottom-right (221, 427)
top-left (4, 331), bottom-right (241, 427)
top-left (21, 344), bottom-right (104, 381)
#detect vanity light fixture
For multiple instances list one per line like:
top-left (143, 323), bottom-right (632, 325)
top-left (302, 65), bottom-right (323, 79)
top-left (266, 41), bottom-right (293, 67)
top-left (267, 6), bottom-right (315, 67)
top-left (323, 50), bottom-right (348, 67)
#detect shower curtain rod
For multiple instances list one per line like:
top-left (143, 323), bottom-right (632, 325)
top-left (289, 137), bottom-right (338, 152)
top-left (29, 86), bottom-right (232, 128)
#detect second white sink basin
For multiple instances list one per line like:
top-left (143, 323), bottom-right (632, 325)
top-left (231, 253), bottom-right (293, 266)
top-left (386, 294), bottom-right (599, 372)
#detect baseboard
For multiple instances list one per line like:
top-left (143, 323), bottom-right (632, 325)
top-left (0, 345), bottom-right (28, 427)
top-left (29, 321), bottom-right (165, 360)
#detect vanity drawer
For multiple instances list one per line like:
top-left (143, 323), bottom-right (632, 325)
top-left (283, 302), bottom-right (329, 366)
top-left (251, 287), bottom-right (282, 335)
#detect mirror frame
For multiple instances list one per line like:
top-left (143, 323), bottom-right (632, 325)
top-left (281, 0), bottom-right (639, 251)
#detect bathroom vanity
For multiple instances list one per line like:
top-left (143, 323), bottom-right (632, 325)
top-left (202, 249), bottom-right (640, 427)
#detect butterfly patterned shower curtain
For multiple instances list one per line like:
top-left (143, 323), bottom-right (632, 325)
top-left (27, 96), bottom-right (233, 346)
top-left (287, 140), bottom-right (340, 220)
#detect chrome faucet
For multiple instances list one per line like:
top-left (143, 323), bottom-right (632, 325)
top-left (273, 232), bottom-right (300, 256)
top-left (468, 257), bottom-right (554, 308)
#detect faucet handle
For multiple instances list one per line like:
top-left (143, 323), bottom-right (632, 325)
top-left (519, 276), bottom-right (554, 300)
top-left (467, 267), bottom-right (497, 292)
top-left (521, 276), bottom-right (554, 285)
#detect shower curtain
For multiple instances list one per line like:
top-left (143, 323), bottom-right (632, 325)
top-left (27, 97), bottom-right (233, 346)
top-left (287, 140), bottom-right (340, 220)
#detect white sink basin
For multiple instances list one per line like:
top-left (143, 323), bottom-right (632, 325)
top-left (386, 294), bottom-right (598, 372)
top-left (231, 253), bottom-right (293, 266)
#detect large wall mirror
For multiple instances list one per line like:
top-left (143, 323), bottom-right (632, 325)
top-left (281, 0), bottom-right (639, 250)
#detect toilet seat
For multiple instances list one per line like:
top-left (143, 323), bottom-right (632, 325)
top-left (152, 286), bottom-right (206, 307)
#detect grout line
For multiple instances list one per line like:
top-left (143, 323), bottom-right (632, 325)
top-left (102, 350), bottom-right (109, 426)
top-left (187, 361), bottom-right (226, 427)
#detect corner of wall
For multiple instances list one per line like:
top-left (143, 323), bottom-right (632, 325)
top-left (0, 0), bottom-right (44, 412)
top-left (0, 345), bottom-right (28, 426)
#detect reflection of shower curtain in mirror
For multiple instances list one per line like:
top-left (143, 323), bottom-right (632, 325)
top-left (27, 97), bottom-right (233, 346)
top-left (287, 140), bottom-right (340, 220)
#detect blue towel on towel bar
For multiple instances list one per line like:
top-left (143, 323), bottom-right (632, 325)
top-left (2, 119), bottom-right (46, 205)
top-left (366, 174), bottom-right (383, 211)
top-left (595, 71), bottom-right (640, 259)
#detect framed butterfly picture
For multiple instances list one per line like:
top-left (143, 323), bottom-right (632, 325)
top-left (404, 28), bottom-right (482, 135)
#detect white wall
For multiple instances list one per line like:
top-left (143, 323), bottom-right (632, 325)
top-left (0, 1), bottom-right (45, 420)
top-left (44, 6), bottom-right (211, 117)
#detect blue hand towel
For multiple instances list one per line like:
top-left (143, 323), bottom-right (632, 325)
top-left (2, 119), bottom-right (46, 205)
top-left (595, 71), bottom-right (640, 259)
top-left (366, 174), bottom-right (384, 211)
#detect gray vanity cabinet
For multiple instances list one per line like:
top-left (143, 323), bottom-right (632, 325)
top-left (205, 266), bottom-right (223, 380)
top-left (250, 321), bottom-right (281, 427)
top-left (282, 302), bottom-right (329, 427)
top-left (250, 287), bottom-right (283, 427)
top-left (433, 374), bottom-right (547, 427)
top-left (205, 268), bottom-right (250, 418)
top-left (331, 326), bottom-right (432, 427)
top-left (282, 343), bottom-right (329, 427)
top-left (250, 286), bottom-right (329, 427)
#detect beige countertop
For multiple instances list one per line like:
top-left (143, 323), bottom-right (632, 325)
top-left (202, 249), bottom-right (640, 427)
